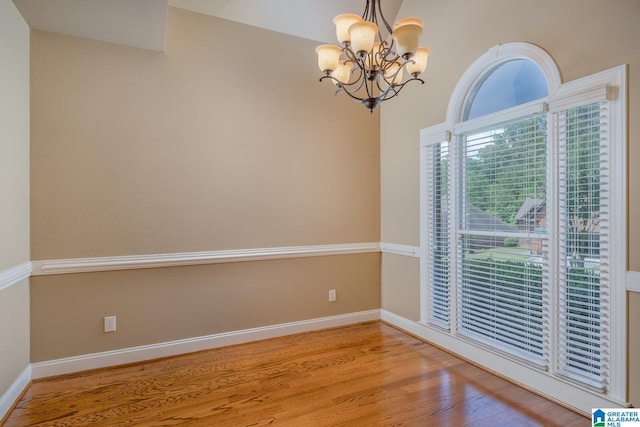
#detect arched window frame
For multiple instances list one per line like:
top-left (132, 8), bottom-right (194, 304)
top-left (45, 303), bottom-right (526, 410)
top-left (446, 42), bottom-right (561, 124)
top-left (419, 42), bottom-right (627, 413)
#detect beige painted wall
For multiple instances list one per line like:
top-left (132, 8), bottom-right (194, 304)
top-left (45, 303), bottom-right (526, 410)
top-left (30, 254), bottom-right (380, 362)
top-left (0, 0), bottom-right (30, 403)
top-left (29, 8), bottom-right (381, 361)
top-left (380, 0), bottom-right (640, 405)
top-left (31, 7), bottom-right (380, 260)
top-left (381, 254), bottom-right (419, 320)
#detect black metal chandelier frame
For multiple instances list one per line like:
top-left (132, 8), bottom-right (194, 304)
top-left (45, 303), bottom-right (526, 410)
top-left (318, 0), bottom-right (425, 112)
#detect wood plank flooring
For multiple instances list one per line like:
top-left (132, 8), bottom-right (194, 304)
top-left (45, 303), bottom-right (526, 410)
top-left (3, 321), bottom-right (588, 426)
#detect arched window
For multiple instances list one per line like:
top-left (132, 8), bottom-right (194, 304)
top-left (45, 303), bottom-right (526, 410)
top-left (420, 43), bottom-right (627, 412)
top-left (465, 59), bottom-right (548, 120)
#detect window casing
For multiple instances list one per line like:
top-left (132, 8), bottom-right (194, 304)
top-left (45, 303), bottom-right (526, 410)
top-left (420, 43), bottom-right (626, 411)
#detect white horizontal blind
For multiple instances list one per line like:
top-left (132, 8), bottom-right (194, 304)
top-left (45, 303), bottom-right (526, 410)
top-left (456, 113), bottom-right (549, 366)
top-left (556, 101), bottom-right (609, 390)
top-left (424, 141), bottom-right (451, 328)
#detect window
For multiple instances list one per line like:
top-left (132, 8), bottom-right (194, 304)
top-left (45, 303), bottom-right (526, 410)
top-left (420, 43), bottom-right (626, 410)
top-left (465, 59), bottom-right (548, 120)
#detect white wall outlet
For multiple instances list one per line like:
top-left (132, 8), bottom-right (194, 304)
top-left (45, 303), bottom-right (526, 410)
top-left (104, 315), bottom-right (117, 332)
top-left (328, 289), bottom-right (337, 302)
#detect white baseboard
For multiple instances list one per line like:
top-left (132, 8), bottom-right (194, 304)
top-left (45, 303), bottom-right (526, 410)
top-left (0, 365), bottom-right (31, 422)
top-left (380, 309), bottom-right (625, 416)
top-left (31, 310), bottom-right (381, 379)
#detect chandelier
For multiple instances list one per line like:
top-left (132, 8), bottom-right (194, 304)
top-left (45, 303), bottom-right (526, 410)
top-left (315, 0), bottom-right (430, 112)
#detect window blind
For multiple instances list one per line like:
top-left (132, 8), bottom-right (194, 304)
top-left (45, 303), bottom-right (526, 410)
top-left (456, 113), bottom-right (549, 366)
top-left (556, 102), bottom-right (609, 390)
top-left (424, 141), bottom-right (450, 328)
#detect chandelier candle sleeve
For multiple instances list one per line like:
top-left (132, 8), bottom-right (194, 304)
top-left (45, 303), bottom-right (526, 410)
top-left (406, 47), bottom-right (430, 76)
top-left (315, 44), bottom-right (342, 73)
top-left (393, 17), bottom-right (424, 30)
top-left (334, 13), bottom-right (362, 44)
top-left (315, 0), bottom-right (430, 112)
top-left (348, 21), bottom-right (378, 54)
top-left (392, 24), bottom-right (422, 58)
top-left (332, 61), bottom-right (354, 85)
top-left (385, 62), bottom-right (404, 86)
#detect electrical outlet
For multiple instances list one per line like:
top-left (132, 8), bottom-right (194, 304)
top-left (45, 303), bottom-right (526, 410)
top-left (104, 316), bottom-right (116, 332)
top-left (328, 289), bottom-right (337, 302)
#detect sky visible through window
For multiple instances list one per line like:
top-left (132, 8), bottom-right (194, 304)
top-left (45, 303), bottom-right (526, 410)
top-left (466, 60), bottom-right (548, 120)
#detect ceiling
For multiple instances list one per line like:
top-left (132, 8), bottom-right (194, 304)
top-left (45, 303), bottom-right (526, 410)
top-left (12, 0), bottom-right (404, 51)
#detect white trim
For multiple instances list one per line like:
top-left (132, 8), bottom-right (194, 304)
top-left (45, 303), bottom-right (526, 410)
top-left (0, 365), bottom-right (31, 421)
top-left (0, 261), bottom-right (31, 292)
top-left (380, 242), bottom-right (419, 258)
top-left (31, 243), bottom-right (381, 276)
top-left (419, 125), bottom-right (452, 325)
top-left (603, 64), bottom-right (627, 403)
top-left (421, 52), bottom-right (627, 409)
top-left (452, 99), bottom-right (547, 136)
top-left (628, 272), bottom-right (640, 293)
top-left (31, 309), bottom-right (381, 379)
top-left (380, 309), bottom-right (626, 416)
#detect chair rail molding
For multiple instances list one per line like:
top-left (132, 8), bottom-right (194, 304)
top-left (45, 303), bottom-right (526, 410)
top-left (0, 261), bottom-right (32, 292)
top-left (627, 271), bottom-right (640, 293)
top-left (379, 242), bottom-right (420, 258)
top-left (31, 242), bottom-right (381, 275)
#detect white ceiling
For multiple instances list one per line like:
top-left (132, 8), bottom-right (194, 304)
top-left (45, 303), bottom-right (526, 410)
top-left (12, 0), bottom-right (404, 51)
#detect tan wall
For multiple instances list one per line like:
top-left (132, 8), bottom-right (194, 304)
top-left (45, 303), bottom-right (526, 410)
top-left (30, 8), bottom-right (380, 361)
top-left (381, 254), bottom-right (419, 320)
top-left (0, 0), bottom-right (30, 402)
top-left (31, 8), bottom-right (380, 260)
top-left (380, 0), bottom-right (640, 405)
top-left (30, 254), bottom-right (380, 361)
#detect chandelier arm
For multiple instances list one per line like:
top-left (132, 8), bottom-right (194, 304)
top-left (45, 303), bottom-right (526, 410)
top-left (375, 79), bottom-right (400, 101)
top-left (337, 81), bottom-right (371, 104)
top-left (340, 48), bottom-right (373, 94)
top-left (343, 60), bottom-right (368, 93)
top-left (380, 76), bottom-right (425, 102)
top-left (373, 0), bottom-right (393, 36)
top-left (379, 57), bottom-right (413, 87)
top-left (318, 72), bottom-right (371, 103)
top-left (379, 46), bottom-right (398, 69)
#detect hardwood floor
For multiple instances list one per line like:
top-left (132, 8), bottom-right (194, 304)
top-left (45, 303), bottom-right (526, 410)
top-left (3, 321), bottom-right (588, 426)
